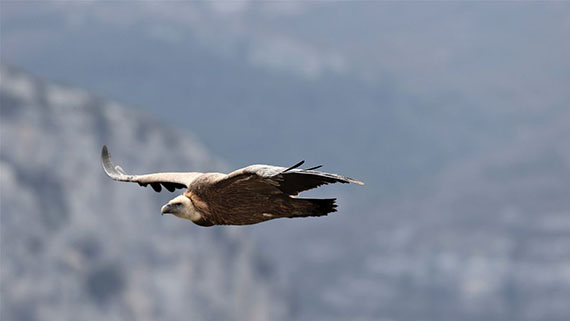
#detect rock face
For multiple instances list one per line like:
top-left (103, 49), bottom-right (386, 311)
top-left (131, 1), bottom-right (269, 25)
top-left (0, 66), bottom-right (288, 321)
top-left (280, 118), bottom-right (570, 321)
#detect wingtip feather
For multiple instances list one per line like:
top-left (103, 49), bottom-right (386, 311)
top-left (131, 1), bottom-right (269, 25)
top-left (284, 160), bottom-right (305, 173)
top-left (101, 145), bottom-right (126, 179)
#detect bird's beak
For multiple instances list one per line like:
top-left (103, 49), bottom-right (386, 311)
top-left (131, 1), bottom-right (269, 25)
top-left (161, 204), bottom-right (172, 216)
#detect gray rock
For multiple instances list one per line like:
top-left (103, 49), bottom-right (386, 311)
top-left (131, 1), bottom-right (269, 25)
top-left (0, 66), bottom-right (289, 321)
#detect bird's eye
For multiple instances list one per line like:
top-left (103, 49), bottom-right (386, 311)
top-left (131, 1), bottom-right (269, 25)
top-left (173, 202), bottom-right (182, 207)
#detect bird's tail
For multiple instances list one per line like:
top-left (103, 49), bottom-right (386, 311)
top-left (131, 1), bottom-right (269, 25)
top-left (289, 198), bottom-right (337, 218)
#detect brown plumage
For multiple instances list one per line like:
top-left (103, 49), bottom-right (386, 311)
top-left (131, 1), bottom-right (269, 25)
top-left (101, 145), bottom-right (363, 226)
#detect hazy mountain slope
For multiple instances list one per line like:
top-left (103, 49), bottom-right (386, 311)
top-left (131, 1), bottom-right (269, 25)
top-left (0, 66), bottom-right (288, 321)
top-left (264, 111), bottom-right (569, 321)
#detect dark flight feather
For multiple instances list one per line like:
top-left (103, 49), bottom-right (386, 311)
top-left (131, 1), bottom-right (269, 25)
top-left (283, 160), bottom-right (305, 173)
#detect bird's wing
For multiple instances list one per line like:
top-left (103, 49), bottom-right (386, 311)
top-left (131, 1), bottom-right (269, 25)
top-left (187, 161), bottom-right (363, 225)
top-left (101, 145), bottom-right (201, 192)
top-left (187, 172), bottom-right (282, 225)
top-left (213, 160), bottom-right (364, 196)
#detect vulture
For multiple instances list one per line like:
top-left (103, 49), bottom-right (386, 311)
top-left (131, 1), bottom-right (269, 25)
top-left (101, 145), bottom-right (363, 226)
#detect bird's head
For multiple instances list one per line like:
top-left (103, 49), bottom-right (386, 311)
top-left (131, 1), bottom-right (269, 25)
top-left (161, 195), bottom-right (196, 220)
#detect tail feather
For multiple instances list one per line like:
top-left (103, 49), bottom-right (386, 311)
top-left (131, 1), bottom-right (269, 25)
top-left (290, 198), bottom-right (337, 218)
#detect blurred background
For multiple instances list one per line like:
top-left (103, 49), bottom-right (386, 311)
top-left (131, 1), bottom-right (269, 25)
top-left (1, 2), bottom-right (569, 321)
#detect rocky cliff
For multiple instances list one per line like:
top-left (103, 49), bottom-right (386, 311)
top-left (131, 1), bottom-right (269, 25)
top-left (0, 66), bottom-right (288, 321)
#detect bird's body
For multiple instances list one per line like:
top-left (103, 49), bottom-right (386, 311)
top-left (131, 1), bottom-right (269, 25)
top-left (101, 145), bottom-right (363, 226)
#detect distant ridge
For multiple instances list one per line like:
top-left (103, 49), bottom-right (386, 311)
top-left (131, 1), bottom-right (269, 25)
top-left (0, 65), bottom-right (289, 321)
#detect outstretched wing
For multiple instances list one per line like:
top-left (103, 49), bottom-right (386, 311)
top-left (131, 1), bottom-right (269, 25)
top-left (212, 160), bottom-right (364, 196)
top-left (101, 145), bottom-right (201, 192)
top-left (188, 161), bottom-right (363, 225)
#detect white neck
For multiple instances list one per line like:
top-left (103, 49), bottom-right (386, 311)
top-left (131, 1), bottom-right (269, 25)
top-left (182, 202), bottom-right (203, 223)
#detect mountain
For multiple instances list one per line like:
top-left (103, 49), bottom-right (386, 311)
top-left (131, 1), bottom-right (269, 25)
top-left (0, 66), bottom-right (288, 321)
top-left (268, 114), bottom-right (570, 321)
top-left (2, 64), bottom-right (568, 321)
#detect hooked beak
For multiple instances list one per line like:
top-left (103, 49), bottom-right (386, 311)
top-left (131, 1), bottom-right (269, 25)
top-left (161, 204), bottom-right (173, 216)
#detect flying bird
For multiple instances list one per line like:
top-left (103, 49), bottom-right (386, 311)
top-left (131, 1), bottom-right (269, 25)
top-left (101, 145), bottom-right (363, 226)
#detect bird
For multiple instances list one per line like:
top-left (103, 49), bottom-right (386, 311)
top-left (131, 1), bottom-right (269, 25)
top-left (101, 145), bottom-right (363, 226)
